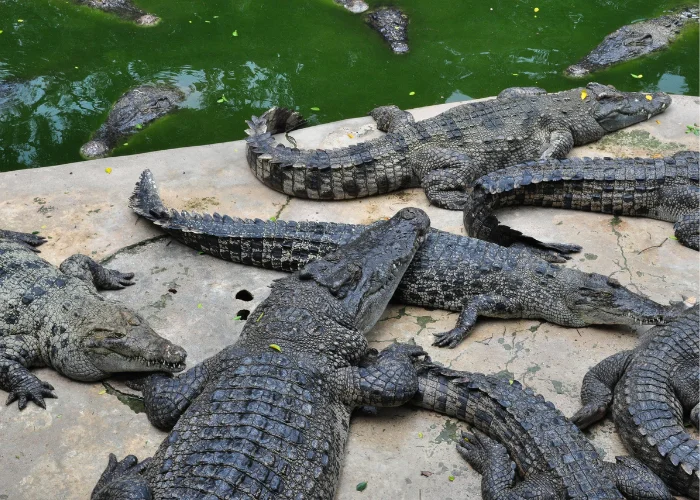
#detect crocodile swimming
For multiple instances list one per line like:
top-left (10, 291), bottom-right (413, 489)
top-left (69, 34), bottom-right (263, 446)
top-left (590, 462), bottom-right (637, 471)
top-left (129, 169), bottom-right (678, 349)
top-left (366, 7), bottom-right (410, 54)
top-left (566, 7), bottom-right (699, 78)
top-left (412, 363), bottom-right (673, 499)
top-left (72, 0), bottom-right (160, 26)
top-left (0, 229), bottom-right (186, 410)
top-left (571, 305), bottom-right (699, 498)
top-left (80, 84), bottom-right (185, 159)
top-left (244, 83), bottom-right (671, 209)
top-left (90, 207), bottom-right (431, 499)
top-left (463, 151), bottom-right (700, 254)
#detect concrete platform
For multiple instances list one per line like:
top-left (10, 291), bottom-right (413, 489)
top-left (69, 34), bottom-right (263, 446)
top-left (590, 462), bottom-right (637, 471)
top-left (0, 95), bottom-right (698, 499)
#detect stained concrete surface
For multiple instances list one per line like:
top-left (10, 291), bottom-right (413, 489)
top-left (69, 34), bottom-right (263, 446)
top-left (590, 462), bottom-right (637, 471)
top-left (0, 95), bottom-right (698, 499)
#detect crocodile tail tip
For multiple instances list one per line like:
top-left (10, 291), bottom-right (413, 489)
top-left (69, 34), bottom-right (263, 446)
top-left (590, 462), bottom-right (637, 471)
top-left (129, 169), bottom-right (168, 222)
top-left (245, 107), bottom-right (307, 137)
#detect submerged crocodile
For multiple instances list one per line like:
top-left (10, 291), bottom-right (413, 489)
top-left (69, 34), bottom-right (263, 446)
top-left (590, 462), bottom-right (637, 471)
top-left (73, 0), bottom-right (160, 26)
top-left (90, 208), bottom-right (430, 499)
top-left (245, 83), bottom-right (671, 209)
top-left (80, 85), bottom-right (185, 159)
top-left (334, 0), bottom-right (368, 13)
top-left (413, 363), bottom-right (673, 499)
top-left (572, 305), bottom-right (699, 498)
top-left (463, 151), bottom-right (700, 254)
top-left (129, 169), bottom-right (678, 349)
top-left (366, 7), bottom-right (410, 54)
top-left (0, 229), bottom-right (186, 410)
top-left (566, 7), bottom-right (699, 77)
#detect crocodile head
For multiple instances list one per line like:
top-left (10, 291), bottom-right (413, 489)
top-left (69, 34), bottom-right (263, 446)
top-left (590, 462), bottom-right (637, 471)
top-left (566, 271), bottom-right (676, 326)
top-left (299, 207), bottom-right (430, 334)
top-left (61, 305), bottom-right (187, 381)
top-left (583, 82), bottom-right (671, 132)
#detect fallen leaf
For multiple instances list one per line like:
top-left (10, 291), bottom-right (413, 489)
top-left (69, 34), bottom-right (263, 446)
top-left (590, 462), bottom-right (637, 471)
top-left (655, 120), bottom-right (661, 124)
top-left (0, 31), bottom-right (3, 34)
top-left (189, 20), bottom-right (192, 23)
top-left (18, 19), bottom-right (24, 23)
top-left (356, 482), bottom-right (368, 492)
top-left (31, 231), bottom-right (39, 235)
top-left (310, 106), bottom-right (320, 111)
top-left (347, 133), bottom-right (354, 139)
top-left (448, 476), bottom-right (455, 482)
top-left (421, 471), bottom-right (433, 477)
top-left (136, 123), bottom-right (143, 129)
top-left (512, 73), bottom-right (519, 76)
top-left (269, 344), bottom-right (282, 352)
top-left (418, 432), bottom-right (423, 438)
top-left (580, 90), bottom-right (588, 100)
top-left (409, 91), bottom-right (416, 96)
top-left (630, 73), bottom-right (643, 79)
top-left (534, 7), bottom-right (539, 12)
top-left (213, 15), bottom-right (219, 18)
top-left (123, 142), bottom-right (128, 146)
top-left (98, 389), bottom-right (107, 395)
top-left (205, 20), bottom-right (211, 23)
top-left (197, 303), bottom-right (203, 309)
top-left (269, 216), bottom-right (277, 222)
top-left (645, 94), bottom-right (652, 100)
top-left (257, 312), bottom-right (264, 322)
top-left (232, 30), bottom-right (238, 36)
top-left (74, 66), bottom-right (79, 69)
top-left (105, 167), bottom-right (112, 174)
top-left (669, 235), bottom-right (678, 240)
top-left (233, 315), bottom-right (242, 320)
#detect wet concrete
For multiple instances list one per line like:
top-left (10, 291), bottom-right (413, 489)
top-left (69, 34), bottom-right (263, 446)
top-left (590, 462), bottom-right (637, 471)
top-left (0, 95), bottom-right (698, 499)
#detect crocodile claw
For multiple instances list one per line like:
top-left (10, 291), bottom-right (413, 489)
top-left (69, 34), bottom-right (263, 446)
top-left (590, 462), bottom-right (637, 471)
top-left (379, 342), bottom-right (430, 363)
top-left (432, 328), bottom-right (468, 349)
top-left (570, 403), bottom-right (608, 429)
top-left (6, 379), bottom-right (57, 410)
top-left (456, 429), bottom-right (501, 475)
top-left (103, 269), bottom-right (136, 290)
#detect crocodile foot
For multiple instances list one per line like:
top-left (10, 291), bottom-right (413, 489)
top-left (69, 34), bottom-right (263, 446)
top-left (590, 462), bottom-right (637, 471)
top-left (378, 342), bottom-right (429, 362)
top-left (432, 327), bottom-right (468, 349)
top-left (92, 454), bottom-right (152, 500)
top-left (100, 269), bottom-right (136, 289)
top-left (6, 378), bottom-right (56, 410)
top-left (456, 429), bottom-right (503, 475)
top-left (0, 230), bottom-right (47, 252)
top-left (570, 402), bottom-right (608, 429)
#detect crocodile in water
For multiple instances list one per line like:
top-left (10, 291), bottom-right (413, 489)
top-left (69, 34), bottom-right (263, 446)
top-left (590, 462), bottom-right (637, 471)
top-left (245, 83), bottom-right (671, 209)
top-left (571, 305), bottom-right (699, 498)
top-left (129, 169), bottom-right (679, 349)
top-left (90, 207), bottom-right (430, 499)
top-left (463, 151), bottom-right (700, 254)
top-left (0, 229), bottom-right (186, 410)
top-left (412, 363), bottom-right (673, 499)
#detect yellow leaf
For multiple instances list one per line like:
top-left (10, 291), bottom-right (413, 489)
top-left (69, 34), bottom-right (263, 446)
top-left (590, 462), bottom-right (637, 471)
top-left (409, 91), bottom-right (416, 96)
top-left (645, 94), bottom-right (652, 101)
top-left (534, 7), bottom-right (539, 12)
top-left (347, 133), bottom-right (354, 139)
top-left (509, 379), bottom-right (514, 385)
top-left (197, 303), bottom-right (203, 309)
top-left (41, 225), bottom-right (46, 229)
top-left (655, 120), bottom-right (661, 124)
top-left (269, 344), bottom-right (282, 352)
top-left (580, 90), bottom-right (587, 100)
top-left (418, 432), bottom-right (423, 438)
top-left (105, 167), bottom-right (112, 174)
top-left (98, 389), bottom-right (107, 395)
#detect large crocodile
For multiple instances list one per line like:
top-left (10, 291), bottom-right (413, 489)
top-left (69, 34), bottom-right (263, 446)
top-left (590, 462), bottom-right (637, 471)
top-left (129, 169), bottom-right (678, 349)
top-left (412, 363), bottom-right (673, 499)
top-left (571, 305), bottom-right (699, 498)
top-left (463, 151), bottom-right (700, 254)
top-left (81, 85), bottom-right (185, 159)
top-left (566, 7), bottom-right (699, 78)
top-left (0, 229), bottom-right (186, 410)
top-left (245, 83), bottom-right (671, 209)
top-left (90, 207), bottom-right (430, 499)
top-left (366, 7), bottom-right (410, 54)
top-left (73, 0), bottom-right (160, 26)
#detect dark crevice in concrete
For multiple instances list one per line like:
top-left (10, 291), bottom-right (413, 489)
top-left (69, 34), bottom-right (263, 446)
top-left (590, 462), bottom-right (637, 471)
top-left (102, 382), bottom-right (145, 414)
top-left (99, 235), bottom-right (170, 265)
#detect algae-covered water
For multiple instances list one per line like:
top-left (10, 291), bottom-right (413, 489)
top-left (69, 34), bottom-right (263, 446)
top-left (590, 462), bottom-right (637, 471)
top-left (0, 0), bottom-right (697, 171)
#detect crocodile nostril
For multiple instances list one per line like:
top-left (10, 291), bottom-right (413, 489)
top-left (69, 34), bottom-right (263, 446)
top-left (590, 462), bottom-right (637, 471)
top-left (236, 290), bottom-right (253, 301)
top-left (236, 309), bottom-right (250, 320)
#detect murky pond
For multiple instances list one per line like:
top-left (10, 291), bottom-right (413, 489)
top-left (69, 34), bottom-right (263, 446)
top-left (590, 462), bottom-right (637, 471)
top-left (1, 0), bottom-right (697, 171)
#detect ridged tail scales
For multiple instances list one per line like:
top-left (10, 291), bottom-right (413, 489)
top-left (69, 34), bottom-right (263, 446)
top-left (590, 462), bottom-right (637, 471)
top-left (130, 169), bottom-right (365, 272)
top-left (244, 106), bottom-right (416, 200)
top-left (412, 362), bottom-right (626, 498)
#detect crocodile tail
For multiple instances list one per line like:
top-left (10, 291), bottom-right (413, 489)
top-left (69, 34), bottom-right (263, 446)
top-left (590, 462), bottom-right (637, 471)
top-left (129, 169), bottom-right (169, 222)
top-left (244, 107), bottom-right (306, 151)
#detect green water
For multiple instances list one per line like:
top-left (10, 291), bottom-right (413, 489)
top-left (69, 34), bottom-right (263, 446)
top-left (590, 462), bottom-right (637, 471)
top-left (1, 0), bottom-right (697, 171)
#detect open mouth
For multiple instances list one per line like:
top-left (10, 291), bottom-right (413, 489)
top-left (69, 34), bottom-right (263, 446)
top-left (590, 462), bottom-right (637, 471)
top-left (122, 355), bottom-right (186, 371)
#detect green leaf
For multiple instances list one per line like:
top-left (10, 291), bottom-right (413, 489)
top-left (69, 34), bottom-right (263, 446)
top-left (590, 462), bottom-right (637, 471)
top-left (213, 15), bottom-right (219, 18)
top-left (257, 312), bottom-right (264, 322)
top-left (31, 231), bottom-right (39, 235)
top-left (204, 20), bottom-right (211, 23)
top-left (136, 123), bottom-right (143, 129)
top-left (269, 216), bottom-right (277, 222)
top-left (269, 344), bottom-right (282, 352)
top-left (448, 476), bottom-right (455, 482)
top-left (630, 73), bottom-right (643, 79)
top-left (669, 235), bottom-right (678, 240)
top-left (197, 303), bottom-right (203, 309)
top-left (123, 142), bottom-right (128, 146)
top-left (0, 31), bottom-right (4, 34)
top-left (232, 30), bottom-right (238, 36)
top-left (233, 315), bottom-right (241, 320)
top-left (217, 94), bottom-right (228, 104)
top-left (356, 482), bottom-right (368, 492)
top-left (409, 91), bottom-right (416, 96)
top-left (417, 432), bottom-right (423, 438)
top-left (310, 106), bottom-right (320, 111)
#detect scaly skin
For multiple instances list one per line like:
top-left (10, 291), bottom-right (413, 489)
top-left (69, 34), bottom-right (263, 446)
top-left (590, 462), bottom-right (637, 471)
top-left (0, 230), bottom-right (186, 410)
top-left (463, 151), bottom-right (700, 254)
top-left (366, 8), bottom-right (409, 54)
top-left (571, 306), bottom-right (699, 499)
top-left (412, 364), bottom-right (672, 499)
top-left (80, 85), bottom-right (184, 159)
top-left (72, 0), bottom-right (160, 25)
top-left (90, 207), bottom-right (431, 499)
top-left (566, 8), bottom-right (699, 77)
top-left (129, 169), bottom-right (678, 349)
top-left (245, 83), bottom-right (671, 209)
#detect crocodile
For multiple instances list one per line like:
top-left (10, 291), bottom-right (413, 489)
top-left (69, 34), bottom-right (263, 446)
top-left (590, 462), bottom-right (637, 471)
top-left (566, 7), bottom-right (699, 77)
top-left (129, 169), bottom-right (678, 349)
top-left (463, 151), bottom-right (700, 255)
top-left (0, 229), bottom-right (186, 410)
top-left (80, 84), bottom-right (185, 159)
top-left (90, 207), bottom-right (431, 499)
top-left (334, 0), bottom-right (368, 13)
top-left (571, 305), bottom-right (699, 498)
top-left (244, 83), bottom-right (671, 209)
top-left (73, 0), bottom-right (160, 26)
top-left (412, 363), bottom-right (673, 499)
top-left (366, 7), bottom-right (410, 54)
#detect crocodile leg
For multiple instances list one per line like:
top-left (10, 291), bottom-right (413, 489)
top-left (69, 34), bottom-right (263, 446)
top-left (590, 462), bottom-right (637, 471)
top-left (433, 295), bottom-right (522, 348)
top-left (539, 128), bottom-right (575, 159)
top-left (369, 105), bottom-right (415, 132)
top-left (337, 343), bottom-right (427, 407)
top-left (59, 255), bottom-right (135, 290)
top-left (91, 454), bottom-right (152, 500)
top-left (674, 212), bottom-right (699, 250)
top-left (407, 147), bottom-right (479, 209)
top-left (0, 335), bottom-right (56, 410)
top-left (0, 229), bottom-right (47, 251)
top-left (671, 360), bottom-right (700, 426)
top-left (570, 351), bottom-right (632, 429)
top-left (603, 457), bottom-right (673, 500)
top-left (456, 430), bottom-right (559, 500)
